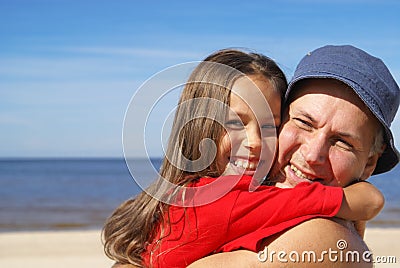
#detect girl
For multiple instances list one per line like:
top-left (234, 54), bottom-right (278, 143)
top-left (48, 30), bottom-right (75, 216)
top-left (103, 49), bottom-right (383, 268)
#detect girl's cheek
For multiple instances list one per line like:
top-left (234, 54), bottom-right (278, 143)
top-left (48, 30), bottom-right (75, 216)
top-left (261, 136), bottom-right (278, 161)
top-left (227, 129), bottom-right (247, 154)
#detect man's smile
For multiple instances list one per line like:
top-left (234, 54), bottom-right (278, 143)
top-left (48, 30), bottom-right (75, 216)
top-left (284, 164), bottom-right (326, 185)
top-left (290, 164), bottom-right (312, 180)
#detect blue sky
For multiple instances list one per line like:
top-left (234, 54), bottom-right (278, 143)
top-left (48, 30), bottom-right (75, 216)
top-left (1, 0), bottom-right (399, 158)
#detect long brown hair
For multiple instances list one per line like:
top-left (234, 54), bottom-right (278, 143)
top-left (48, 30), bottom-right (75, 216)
top-left (102, 48), bottom-right (287, 266)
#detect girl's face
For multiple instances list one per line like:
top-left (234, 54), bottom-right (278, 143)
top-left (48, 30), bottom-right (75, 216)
top-left (216, 75), bottom-right (281, 179)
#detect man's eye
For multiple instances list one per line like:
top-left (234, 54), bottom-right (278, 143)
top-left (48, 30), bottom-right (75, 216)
top-left (293, 117), bottom-right (312, 129)
top-left (335, 139), bottom-right (354, 151)
top-left (225, 120), bottom-right (244, 129)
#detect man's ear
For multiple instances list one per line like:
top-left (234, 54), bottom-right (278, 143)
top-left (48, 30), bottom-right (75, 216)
top-left (360, 144), bottom-right (386, 180)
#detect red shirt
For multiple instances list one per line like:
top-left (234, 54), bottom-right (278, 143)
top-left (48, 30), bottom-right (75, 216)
top-left (144, 175), bottom-right (343, 267)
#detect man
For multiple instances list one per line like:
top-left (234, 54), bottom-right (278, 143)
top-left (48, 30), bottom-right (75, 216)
top-left (189, 45), bottom-right (400, 267)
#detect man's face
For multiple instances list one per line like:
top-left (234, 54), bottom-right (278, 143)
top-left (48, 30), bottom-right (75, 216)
top-left (271, 79), bottom-right (381, 187)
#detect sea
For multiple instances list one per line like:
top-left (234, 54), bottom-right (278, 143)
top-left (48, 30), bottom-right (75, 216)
top-left (0, 158), bottom-right (399, 232)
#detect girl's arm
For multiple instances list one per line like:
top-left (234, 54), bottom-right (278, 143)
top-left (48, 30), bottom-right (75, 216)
top-left (336, 181), bottom-right (384, 221)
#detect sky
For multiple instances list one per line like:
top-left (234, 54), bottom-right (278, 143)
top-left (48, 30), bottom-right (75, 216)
top-left (1, 0), bottom-right (399, 158)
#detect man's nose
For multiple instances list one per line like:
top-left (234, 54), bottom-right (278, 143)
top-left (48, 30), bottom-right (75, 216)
top-left (301, 133), bottom-right (328, 165)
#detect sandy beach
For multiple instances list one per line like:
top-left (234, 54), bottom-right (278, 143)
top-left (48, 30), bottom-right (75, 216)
top-left (0, 228), bottom-right (399, 268)
top-left (0, 229), bottom-right (114, 268)
top-left (364, 228), bottom-right (400, 267)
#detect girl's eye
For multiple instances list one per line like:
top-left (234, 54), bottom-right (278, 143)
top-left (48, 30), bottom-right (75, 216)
top-left (261, 124), bottom-right (277, 129)
top-left (261, 124), bottom-right (278, 137)
top-left (261, 124), bottom-right (277, 133)
top-left (225, 120), bottom-right (244, 129)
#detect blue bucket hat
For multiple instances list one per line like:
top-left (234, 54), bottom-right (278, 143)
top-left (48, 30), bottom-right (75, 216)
top-left (286, 45), bottom-right (400, 175)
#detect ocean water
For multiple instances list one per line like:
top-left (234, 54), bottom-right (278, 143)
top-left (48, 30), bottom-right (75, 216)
top-left (0, 158), bottom-right (399, 232)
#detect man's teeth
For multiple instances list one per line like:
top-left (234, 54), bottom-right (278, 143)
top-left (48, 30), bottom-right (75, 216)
top-left (232, 160), bottom-right (257, 170)
top-left (290, 165), bottom-right (310, 180)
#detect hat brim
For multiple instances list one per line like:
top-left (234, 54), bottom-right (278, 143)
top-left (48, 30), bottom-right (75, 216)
top-left (374, 144), bottom-right (400, 174)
